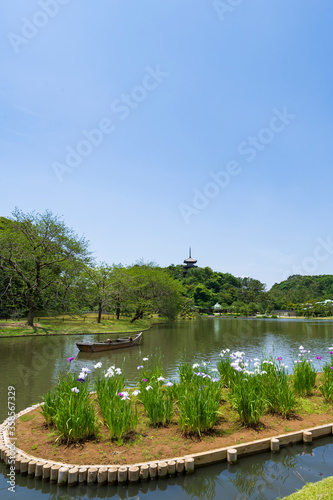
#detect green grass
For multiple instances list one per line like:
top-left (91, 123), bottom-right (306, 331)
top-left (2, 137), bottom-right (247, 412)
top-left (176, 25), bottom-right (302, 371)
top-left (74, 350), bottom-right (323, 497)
top-left (19, 414), bottom-right (35, 422)
top-left (0, 314), bottom-right (166, 337)
top-left (281, 476), bottom-right (333, 499)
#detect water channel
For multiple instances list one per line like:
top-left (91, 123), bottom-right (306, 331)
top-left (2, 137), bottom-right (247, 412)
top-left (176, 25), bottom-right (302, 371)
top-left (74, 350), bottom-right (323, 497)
top-left (1, 317), bottom-right (333, 499)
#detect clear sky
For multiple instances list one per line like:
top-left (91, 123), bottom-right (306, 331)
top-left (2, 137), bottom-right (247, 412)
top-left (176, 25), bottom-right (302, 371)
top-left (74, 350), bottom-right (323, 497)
top-left (1, 0), bottom-right (333, 290)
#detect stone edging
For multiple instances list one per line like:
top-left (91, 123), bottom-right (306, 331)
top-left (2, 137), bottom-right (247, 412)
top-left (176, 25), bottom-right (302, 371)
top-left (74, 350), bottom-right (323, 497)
top-left (1, 404), bottom-right (332, 487)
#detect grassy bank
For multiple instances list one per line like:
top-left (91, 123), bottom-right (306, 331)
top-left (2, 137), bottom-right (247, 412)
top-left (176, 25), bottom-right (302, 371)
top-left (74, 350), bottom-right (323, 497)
top-left (0, 314), bottom-right (167, 337)
top-left (281, 476), bottom-right (333, 499)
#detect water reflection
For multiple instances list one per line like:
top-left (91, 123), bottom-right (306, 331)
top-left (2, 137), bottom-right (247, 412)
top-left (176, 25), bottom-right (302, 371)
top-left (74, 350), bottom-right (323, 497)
top-left (1, 437), bottom-right (333, 500)
top-left (1, 318), bottom-right (333, 421)
top-left (2, 319), bottom-right (333, 499)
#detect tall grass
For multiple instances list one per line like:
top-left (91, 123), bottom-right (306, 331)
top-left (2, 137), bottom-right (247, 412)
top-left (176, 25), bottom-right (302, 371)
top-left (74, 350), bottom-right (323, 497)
top-left (137, 354), bottom-right (174, 426)
top-left (260, 359), bottom-right (297, 417)
top-left (40, 371), bottom-right (98, 443)
top-left (229, 374), bottom-right (265, 426)
top-left (140, 382), bottom-right (174, 426)
top-left (95, 366), bottom-right (138, 439)
top-left (293, 359), bottom-right (317, 395)
top-left (176, 364), bottom-right (222, 435)
top-left (319, 362), bottom-right (333, 401)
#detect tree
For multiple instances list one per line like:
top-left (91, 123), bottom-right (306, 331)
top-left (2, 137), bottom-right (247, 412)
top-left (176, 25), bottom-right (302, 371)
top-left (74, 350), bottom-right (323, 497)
top-left (0, 209), bottom-right (91, 326)
top-left (83, 263), bottom-right (114, 323)
top-left (193, 284), bottom-right (215, 310)
top-left (128, 263), bottom-right (184, 322)
top-left (82, 264), bottom-right (132, 322)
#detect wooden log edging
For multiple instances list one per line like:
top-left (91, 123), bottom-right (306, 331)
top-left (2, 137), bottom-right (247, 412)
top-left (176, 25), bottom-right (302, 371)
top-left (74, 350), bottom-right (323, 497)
top-left (1, 404), bottom-right (333, 487)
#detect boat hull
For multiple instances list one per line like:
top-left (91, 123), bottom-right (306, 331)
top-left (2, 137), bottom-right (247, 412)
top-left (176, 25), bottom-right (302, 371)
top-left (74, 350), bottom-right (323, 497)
top-left (76, 332), bottom-right (142, 353)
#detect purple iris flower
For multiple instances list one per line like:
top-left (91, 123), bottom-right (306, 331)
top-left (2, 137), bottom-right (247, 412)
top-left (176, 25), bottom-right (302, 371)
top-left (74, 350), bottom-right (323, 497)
top-left (67, 357), bottom-right (74, 362)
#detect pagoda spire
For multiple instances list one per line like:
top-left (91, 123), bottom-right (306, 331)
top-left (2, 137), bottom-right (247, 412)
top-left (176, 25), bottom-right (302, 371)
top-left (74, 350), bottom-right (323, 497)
top-left (183, 247), bottom-right (198, 274)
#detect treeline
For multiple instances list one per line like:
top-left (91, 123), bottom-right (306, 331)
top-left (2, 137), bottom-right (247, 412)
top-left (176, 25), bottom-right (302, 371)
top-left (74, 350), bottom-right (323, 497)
top-left (167, 265), bottom-right (268, 316)
top-left (1, 209), bottom-right (333, 324)
top-left (268, 274), bottom-right (333, 316)
top-left (166, 267), bottom-right (333, 316)
top-left (0, 210), bottom-right (184, 325)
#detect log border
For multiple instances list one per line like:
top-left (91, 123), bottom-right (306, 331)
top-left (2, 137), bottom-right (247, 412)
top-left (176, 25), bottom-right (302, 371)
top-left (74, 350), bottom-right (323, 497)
top-left (1, 403), bottom-right (332, 486)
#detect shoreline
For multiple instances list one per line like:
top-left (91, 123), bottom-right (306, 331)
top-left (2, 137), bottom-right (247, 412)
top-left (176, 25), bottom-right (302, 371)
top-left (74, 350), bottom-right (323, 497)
top-left (0, 317), bottom-right (167, 339)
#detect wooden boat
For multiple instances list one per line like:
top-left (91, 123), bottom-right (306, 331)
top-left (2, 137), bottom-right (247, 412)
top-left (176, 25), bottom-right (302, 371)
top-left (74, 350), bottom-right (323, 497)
top-left (76, 332), bottom-right (142, 353)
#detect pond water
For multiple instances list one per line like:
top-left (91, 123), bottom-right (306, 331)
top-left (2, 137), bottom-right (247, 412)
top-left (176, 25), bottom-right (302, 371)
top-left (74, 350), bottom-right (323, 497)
top-left (1, 317), bottom-right (333, 499)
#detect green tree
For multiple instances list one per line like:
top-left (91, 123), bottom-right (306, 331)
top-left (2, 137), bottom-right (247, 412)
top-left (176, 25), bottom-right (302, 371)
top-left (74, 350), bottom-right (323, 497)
top-left (193, 284), bottom-right (215, 310)
top-left (0, 209), bottom-right (91, 326)
top-left (83, 263), bottom-right (115, 323)
top-left (128, 263), bottom-right (184, 322)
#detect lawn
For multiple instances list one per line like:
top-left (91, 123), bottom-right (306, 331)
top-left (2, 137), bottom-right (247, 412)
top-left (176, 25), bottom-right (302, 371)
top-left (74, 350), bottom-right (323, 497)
top-left (0, 314), bottom-right (166, 337)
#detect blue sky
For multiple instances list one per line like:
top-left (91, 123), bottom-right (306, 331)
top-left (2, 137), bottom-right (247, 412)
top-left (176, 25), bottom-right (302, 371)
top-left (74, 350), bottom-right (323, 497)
top-left (1, 0), bottom-right (333, 289)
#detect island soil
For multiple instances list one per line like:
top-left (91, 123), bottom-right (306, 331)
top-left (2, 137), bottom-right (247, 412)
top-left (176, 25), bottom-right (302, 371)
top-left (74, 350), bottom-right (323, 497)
top-left (15, 391), bottom-right (333, 466)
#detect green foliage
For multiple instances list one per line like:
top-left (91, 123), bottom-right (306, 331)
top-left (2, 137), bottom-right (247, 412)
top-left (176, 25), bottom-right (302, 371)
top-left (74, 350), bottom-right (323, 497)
top-left (260, 360), bottom-right (297, 417)
top-left (176, 363), bottom-right (222, 435)
top-left (0, 208), bottom-right (91, 325)
top-left (268, 274), bottom-right (333, 311)
top-left (229, 375), bottom-right (265, 426)
top-left (293, 359), bottom-right (317, 396)
top-left (139, 382), bottom-right (174, 427)
top-left (217, 350), bottom-right (239, 387)
top-left (136, 354), bottom-right (173, 426)
top-left (40, 371), bottom-right (98, 443)
top-left (319, 362), bottom-right (333, 401)
top-left (95, 367), bottom-right (138, 439)
top-left (281, 476), bottom-right (333, 500)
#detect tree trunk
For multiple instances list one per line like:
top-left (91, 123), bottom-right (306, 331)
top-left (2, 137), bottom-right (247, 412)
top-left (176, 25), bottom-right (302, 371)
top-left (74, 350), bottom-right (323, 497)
top-left (130, 309), bottom-right (142, 323)
top-left (97, 302), bottom-right (102, 323)
top-left (27, 302), bottom-right (35, 327)
top-left (116, 301), bottom-right (120, 320)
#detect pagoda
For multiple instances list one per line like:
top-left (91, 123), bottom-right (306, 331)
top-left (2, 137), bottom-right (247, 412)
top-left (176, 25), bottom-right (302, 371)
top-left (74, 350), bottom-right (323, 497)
top-left (183, 247), bottom-right (198, 274)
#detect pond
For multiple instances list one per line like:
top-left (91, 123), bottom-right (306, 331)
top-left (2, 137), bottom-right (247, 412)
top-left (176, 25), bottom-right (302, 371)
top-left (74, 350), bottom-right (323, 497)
top-left (1, 317), bottom-right (333, 499)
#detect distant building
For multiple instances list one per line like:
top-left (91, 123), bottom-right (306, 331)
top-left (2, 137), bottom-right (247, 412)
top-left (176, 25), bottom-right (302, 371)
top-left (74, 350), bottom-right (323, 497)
top-left (272, 310), bottom-right (297, 317)
top-left (183, 248), bottom-right (198, 275)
